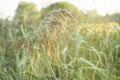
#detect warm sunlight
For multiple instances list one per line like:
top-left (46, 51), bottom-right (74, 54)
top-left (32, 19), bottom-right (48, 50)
top-left (0, 0), bottom-right (120, 80)
top-left (0, 0), bottom-right (120, 18)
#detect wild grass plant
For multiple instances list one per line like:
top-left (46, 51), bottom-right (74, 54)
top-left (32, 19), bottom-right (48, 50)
top-left (0, 9), bottom-right (120, 80)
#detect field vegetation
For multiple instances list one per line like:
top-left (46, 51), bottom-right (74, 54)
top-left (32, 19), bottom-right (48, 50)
top-left (0, 1), bottom-right (120, 80)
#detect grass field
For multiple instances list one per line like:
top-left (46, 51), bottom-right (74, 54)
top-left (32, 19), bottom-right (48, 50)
top-left (0, 9), bottom-right (120, 80)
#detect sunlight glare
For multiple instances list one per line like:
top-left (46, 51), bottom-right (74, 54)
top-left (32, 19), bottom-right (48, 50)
top-left (0, 0), bottom-right (120, 18)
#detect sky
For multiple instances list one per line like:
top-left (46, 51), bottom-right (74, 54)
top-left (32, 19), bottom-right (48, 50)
top-left (0, 0), bottom-right (120, 19)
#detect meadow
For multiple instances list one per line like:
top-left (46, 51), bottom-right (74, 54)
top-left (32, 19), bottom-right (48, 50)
top-left (0, 9), bottom-right (120, 80)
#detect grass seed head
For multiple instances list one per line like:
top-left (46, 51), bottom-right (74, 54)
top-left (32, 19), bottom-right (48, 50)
top-left (35, 9), bottom-right (74, 57)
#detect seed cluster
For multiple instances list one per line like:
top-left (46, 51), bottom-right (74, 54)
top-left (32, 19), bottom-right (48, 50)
top-left (35, 9), bottom-right (73, 57)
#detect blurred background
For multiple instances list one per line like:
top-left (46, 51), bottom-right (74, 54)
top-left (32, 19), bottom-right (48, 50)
top-left (0, 0), bottom-right (120, 26)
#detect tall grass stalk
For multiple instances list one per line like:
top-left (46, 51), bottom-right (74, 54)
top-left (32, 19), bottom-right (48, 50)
top-left (0, 9), bottom-right (120, 80)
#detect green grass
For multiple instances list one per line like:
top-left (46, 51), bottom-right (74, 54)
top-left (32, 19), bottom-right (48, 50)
top-left (0, 9), bottom-right (120, 80)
